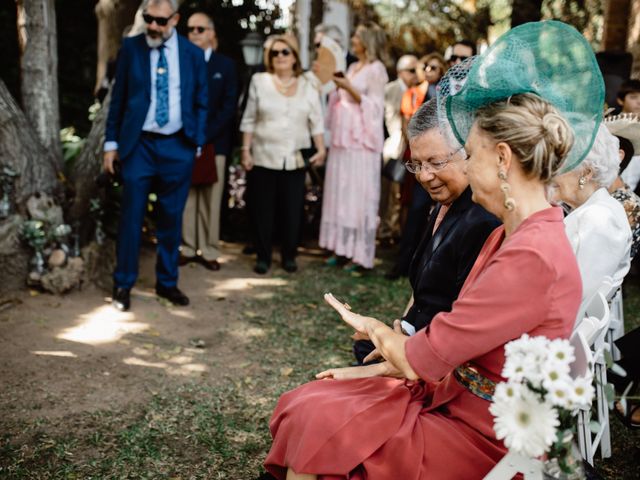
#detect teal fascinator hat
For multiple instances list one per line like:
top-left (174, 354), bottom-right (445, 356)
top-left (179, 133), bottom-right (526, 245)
top-left (438, 20), bottom-right (605, 172)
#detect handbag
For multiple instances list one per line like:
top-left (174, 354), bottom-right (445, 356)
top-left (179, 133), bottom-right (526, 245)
top-left (382, 158), bottom-right (406, 183)
top-left (191, 143), bottom-right (218, 186)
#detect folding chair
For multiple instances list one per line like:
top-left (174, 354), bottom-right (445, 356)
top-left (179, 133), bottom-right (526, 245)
top-left (483, 452), bottom-right (543, 480)
top-left (574, 291), bottom-right (612, 465)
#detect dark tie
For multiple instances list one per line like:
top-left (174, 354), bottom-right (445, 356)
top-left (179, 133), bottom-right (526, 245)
top-left (155, 45), bottom-right (169, 127)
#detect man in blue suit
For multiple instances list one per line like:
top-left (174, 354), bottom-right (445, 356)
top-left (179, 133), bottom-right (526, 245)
top-left (103, 0), bottom-right (208, 311)
top-left (180, 11), bottom-right (238, 271)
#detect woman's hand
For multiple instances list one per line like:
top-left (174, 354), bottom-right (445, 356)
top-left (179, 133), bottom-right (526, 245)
top-left (241, 149), bottom-right (254, 171)
top-left (362, 320), bottom-right (404, 363)
top-left (324, 293), bottom-right (377, 334)
top-left (308, 149), bottom-right (326, 167)
top-left (316, 362), bottom-right (386, 380)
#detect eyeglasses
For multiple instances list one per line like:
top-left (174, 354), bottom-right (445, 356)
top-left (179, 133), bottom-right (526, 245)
top-left (269, 48), bottom-right (292, 58)
top-left (405, 147), bottom-right (466, 174)
top-left (425, 64), bottom-right (441, 72)
top-left (143, 12), bottom-right (175, 26)
top-left (449, 54), bottom-right (470, 63)
top-left (188, 26), bottom-right (210, 34)
top-left (401, 68), bottom-right (417, 74)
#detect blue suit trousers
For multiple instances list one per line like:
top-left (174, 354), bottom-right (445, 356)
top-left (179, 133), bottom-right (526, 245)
top-left (114, 133), bottom-right (194, 289)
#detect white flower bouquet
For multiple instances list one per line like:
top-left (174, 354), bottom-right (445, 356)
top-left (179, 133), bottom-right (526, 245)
top-left (490, 334), bottom-right (594, 474)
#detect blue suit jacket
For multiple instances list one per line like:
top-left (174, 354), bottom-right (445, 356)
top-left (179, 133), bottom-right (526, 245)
top-left (206, 51), bottom-right (238, 157)
top-left (105, 33), bottom-right (208, 160)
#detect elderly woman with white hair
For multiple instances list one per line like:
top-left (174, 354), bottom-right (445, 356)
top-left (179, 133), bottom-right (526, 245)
top-left (549, 124), bottom-right (632, 315)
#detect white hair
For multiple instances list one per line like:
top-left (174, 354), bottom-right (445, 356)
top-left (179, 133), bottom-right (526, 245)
top-left (144, 0), bottom-right (178, 12)
top-left (579, 124), bottom-right (621, 187)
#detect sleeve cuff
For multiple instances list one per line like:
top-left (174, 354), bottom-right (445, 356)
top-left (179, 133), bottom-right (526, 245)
top-left (104, 141), bottom-right (118, 152)
top-left (405, 328), bottom-right (452, 383)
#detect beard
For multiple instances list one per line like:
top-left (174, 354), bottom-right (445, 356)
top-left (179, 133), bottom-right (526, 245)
top-left (145, 27), bottom-right (172, 48)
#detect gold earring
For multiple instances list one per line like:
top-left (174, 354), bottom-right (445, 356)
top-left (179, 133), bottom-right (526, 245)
top-left (578, 176), bottom-right (586, 190)
top-left (498, 169), bottom-right (516, 211)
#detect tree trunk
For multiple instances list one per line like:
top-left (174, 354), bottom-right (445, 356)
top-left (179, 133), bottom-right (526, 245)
top-left (67, 92), bottom-right (110, 235)
top-left (15, 0), bottom-right (62, 166)
top-left (510, 0), bottom-right (542, 28)
top-left (94, 0), bottom-right (140, 95)
top-left (0, 79), bottom-right (61, 296)
top-left (0, 79), bottom-right (61, 208)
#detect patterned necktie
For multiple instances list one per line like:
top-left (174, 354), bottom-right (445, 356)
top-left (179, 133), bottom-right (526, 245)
top-left (432, 204), bottom-right (450, 234)
top-left (155, 45), bottom-right (169, 127)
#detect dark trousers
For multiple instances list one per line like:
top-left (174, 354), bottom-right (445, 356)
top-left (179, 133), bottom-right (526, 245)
top-left (114, 133), bottom-right (194, 289)
top-left (247, 166), bottom-right (305, 265)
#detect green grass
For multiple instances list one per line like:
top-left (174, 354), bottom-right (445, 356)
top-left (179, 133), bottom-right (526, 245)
top-left (1, 259), bottom-right (638, 478)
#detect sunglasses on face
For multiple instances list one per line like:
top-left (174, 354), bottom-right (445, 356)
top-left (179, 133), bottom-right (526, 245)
top-left (188, 26), bottom-right (210, 34)
top-left (401, 68), bottom-right (417, 74)
top-left (269, 48), bottom-right (292, 58)
top-left (449, 54), bottom-right (470, 63)
top-left (425, 64), bottom-right (441, 72)
top-left (142, 12), bottom-right (175, 26)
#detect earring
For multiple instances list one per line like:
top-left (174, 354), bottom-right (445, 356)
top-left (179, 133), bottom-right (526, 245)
top-left (498, 169), bottom-right (516, 211)
top-left (578, 176), bottom-right (586, 190)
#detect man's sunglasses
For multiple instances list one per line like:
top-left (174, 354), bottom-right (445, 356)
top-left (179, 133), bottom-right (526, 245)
top-left (142, 12), bottom-right (175, 26)
top-left (449, 54), bottom-right (470, 63)
top-left (188, 26), bottom-right (210, 34)
top-left (269, 48), bottom-right (292, 58)
top-left (401, 68), bottom-right (417, 74)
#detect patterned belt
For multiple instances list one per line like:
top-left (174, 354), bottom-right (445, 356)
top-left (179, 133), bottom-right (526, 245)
top-left (453, 363), bottom-right (496, 401)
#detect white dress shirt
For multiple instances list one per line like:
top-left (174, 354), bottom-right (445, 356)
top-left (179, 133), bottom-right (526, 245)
top-left (565, 187), bottom-right (632, 318)
top-left (104, 30), bottom-right (182, 152)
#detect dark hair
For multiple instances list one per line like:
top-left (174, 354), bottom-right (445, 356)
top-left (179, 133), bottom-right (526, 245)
top-left (617, 79), bottom-right (640, 101)
top-left (456, 40), bottom-right (477, 56)
top-left (616, 135), bottom-right (635, 173)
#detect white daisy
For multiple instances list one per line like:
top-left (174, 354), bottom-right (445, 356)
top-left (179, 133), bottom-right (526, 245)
top-left (493, 381), bottom-right (524, 404)
top-left (570, 375), bottom-right (595, 409)
top-left (545, 379), bottom-right (574, 409)
top-left (546, 338), bottom-right (575, 367)
top-left (541, 361), bottom-right (572, 391)
top-left (491, 390), bottom-right (559, 458)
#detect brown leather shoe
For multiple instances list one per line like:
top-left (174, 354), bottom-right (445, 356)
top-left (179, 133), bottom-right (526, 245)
top-left (200, 258), bottom-right (221, 271)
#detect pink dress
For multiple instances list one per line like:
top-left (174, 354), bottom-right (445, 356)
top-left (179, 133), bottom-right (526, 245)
top-left (319, 61), bottom-right (388, 268)
top-left (265, 208), bottom-right (582, 479)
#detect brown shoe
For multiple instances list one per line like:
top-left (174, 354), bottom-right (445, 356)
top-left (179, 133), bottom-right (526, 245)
top-left (200, 258), bottom-right (221, 271)
top-left (179, 254), bottom-right (194, 266)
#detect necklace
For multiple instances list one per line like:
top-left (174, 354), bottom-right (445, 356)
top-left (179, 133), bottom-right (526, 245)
top-left (272, 74), bottom-right (297, 94)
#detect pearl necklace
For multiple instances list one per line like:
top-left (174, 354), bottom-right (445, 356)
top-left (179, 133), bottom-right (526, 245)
top-left (273, 74), bottom-right (297, 94)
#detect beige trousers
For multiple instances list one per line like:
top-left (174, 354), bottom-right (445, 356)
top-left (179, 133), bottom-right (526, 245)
top-left (181, 154), bottom-right (226, 261)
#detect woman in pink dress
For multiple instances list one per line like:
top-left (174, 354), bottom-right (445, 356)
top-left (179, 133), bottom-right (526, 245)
top-left (319, 23), bottom-right (389, 271)
top-left (265, 93), bottom-right (583, 480)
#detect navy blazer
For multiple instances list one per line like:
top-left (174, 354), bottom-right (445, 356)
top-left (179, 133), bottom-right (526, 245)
top-left (105, 33), bottom-right (208, 159)
top-left (403, 187), bottom-right (501, 332)
top-left (205, 51), bottom-right (237, 157)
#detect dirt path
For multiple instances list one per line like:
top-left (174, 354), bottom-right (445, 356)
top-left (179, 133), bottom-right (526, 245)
top-left (0, 243), bottom-right (289, 427)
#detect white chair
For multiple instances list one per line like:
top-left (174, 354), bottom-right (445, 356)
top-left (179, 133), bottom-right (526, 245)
top-left (483, 452), bottom-right (543, 480)
top-left (569, 329), bottom-right (595, 465)
top-left (597, 276), bottom-right (625, 361)
top-left (573, 292), bottom-right (612, 465)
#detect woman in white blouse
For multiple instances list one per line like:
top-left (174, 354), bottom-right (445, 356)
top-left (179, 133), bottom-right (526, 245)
top-left (240, 34), bottom-right (326, 274)
top-left (549, 124), bottom-right (632, 319)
